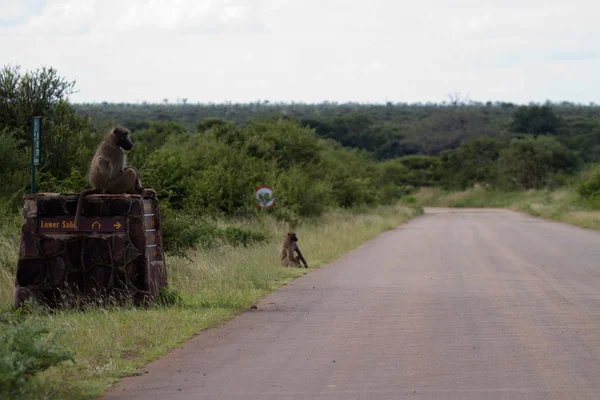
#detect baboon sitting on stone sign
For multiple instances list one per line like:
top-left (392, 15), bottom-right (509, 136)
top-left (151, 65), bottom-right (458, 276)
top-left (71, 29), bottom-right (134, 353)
top-left (74, 125), bottom-right (151, 229)
top-left (280, 232), bottom-right (308, 268)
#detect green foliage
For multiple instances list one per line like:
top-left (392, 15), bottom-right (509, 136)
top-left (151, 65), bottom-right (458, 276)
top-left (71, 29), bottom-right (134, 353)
top-left (320, 146), bottom-right (380, 208)
top-left (156, 287), bottom-right (184, 307)
top-left (218, 226), bottom-right (267, 247)
top-left (400, 194), bottom-right (416, 204)
top-left (142, 117), bottom-right (390, 223)
top-left (395, 155), bottom-right (440, 187)
top-left (438, 137), bottom-right (502, 189)
top-left (0, 130), bottom-right (28, 203)
top-left (510, 105), bottom-right (559, 136)
top-left (196, 117), bottom-right (235, 133)
top-left (75, 100), bottom-right (600, 162)
top-left (244, 118), bottom-right (322, 170)
top-left (417, 108), bottom-right (490, 155)
top-left (559, 119), bottom-right (600, 162)
top-left (0, 64), bottom-right (95, 194)
top-left (577, 166), bottom-right (600, 206)
top-left (274, 165), bottom-right (331, 219)
top-left (37, 168), bottom-right (88, 194)
top-left (160, 207), bottom-right (266, 253)
top-left (498, 136), bottom-right (579, 190)
top-left (0, 65), bottom-right (76, 140)
top-left (41, 99), bottom-right (95, 186)
top-left (0, 315), bottom-right (73, 397)
top-left (127, 121), bottom-right (187, 169)
top-left (378, 156), bottom-right (438, 200)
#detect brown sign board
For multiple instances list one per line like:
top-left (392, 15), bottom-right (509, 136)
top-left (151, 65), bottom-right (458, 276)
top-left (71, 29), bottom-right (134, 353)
top-left (38, 217), bottom-right (126, 233)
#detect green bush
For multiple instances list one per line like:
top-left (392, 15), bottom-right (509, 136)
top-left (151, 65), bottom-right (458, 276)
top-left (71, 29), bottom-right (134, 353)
top-left (274, 165), bottom-right (331, 218)
top-left (498, 135), bottom-right (580, 190)
top-left (142, 118), bottom-right (397, 225)
top-left (156, 287), bottom-right (184, 307)
top-left (218, 226), bottom-right (266, 247)
top-left (0, 130), bottom-right (28, 203)
top-left (160, 209), bottom-right (218, 253)
top-left (0, 315), bottom-right (73, 397)
top-left (577, 166), bottom-right (600, 206)
top-left (160, 207), bottom-right (267, 253)
top-left (400, 195), bottom-right (416, 204)
top-left (321, 146), bottom-right (380, 208)
top-left (438, 137), bottom-right (502, 190)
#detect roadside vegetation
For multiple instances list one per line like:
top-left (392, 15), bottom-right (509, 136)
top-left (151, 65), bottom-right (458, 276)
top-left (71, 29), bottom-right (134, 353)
top-left (413, 185), bottom-right (600, 230)
top-left (1, 205), bottom-right (419, 399)
top-left (2, 63), bottom-right (600, 398)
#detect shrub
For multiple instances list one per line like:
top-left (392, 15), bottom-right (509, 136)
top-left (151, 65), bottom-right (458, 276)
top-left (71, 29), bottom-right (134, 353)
top-left (498, 135), bottom-right (580, 190)
top-left (0, 315), bottom-right (73, 396)
top-left (218, 226), bottom-right (266, 247)
top-left (0, 130), bottom-right (28, 203)
top-left (400, 195), bottom-right (416, 204)
top-left (577, 166), bottom-right (600, 206)
top-left (156, 287), bottom-right (184, 307)
top-left (161, 212), bottom-right (216, 253)
top-left (438, 137), bottom-right (502, 190)
top-left (160, 207), bottom-right (267, 253)
top-left (274, 165), bottom-right (332, 218)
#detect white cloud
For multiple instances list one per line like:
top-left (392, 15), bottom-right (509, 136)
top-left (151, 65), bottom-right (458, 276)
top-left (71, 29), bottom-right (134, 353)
top-left (0, 0), bottom-right (45, 23)
top-left (0, 0), bottom-right (598, 104)
top-left (0, 1), bottom-right (30, 20)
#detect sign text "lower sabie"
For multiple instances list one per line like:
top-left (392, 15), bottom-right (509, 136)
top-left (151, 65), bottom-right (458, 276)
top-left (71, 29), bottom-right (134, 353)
top-left (38, 217), bottom-right (126, 233)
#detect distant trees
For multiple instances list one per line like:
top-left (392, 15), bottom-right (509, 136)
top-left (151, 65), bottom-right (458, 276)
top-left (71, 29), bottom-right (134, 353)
top-left (438, 137), bottom-right (502, 190)
top-left (416, 108), bottom-right (490, 155)
top-left (75, 101), bottom-right (600, 162)
top-left (435, 135), bottom-right (581, 191)
top-left (510, 105), bottom-right (560, 137)
top-left (126, 121), bottom-right (187, 169)
top-left (497, 136), bottom-right (578, 190)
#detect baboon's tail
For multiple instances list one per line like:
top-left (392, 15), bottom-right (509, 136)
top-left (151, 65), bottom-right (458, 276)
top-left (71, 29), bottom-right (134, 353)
top-left (74, 189), bottom-right (95, 230)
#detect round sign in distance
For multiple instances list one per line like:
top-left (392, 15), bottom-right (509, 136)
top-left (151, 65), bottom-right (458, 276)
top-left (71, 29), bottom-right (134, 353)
top-left (254, 186), bottom-right (275, 209)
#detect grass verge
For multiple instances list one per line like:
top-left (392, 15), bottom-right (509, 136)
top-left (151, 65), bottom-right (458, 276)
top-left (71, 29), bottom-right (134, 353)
top-left (413, 186), bottom-right (600, 230)
top-left (1, 204), bottom-right (421, 399)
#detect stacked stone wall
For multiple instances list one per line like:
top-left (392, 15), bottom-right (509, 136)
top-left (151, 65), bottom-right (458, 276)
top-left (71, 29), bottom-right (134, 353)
top-left (14, 192), bottom-right (167, 308)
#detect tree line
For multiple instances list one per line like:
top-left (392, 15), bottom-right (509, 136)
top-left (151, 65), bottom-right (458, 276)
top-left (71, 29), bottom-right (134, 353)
top-left (2, 64), bottom-right (600, 251)
top-left (75, 98), bottom-right (600, 163)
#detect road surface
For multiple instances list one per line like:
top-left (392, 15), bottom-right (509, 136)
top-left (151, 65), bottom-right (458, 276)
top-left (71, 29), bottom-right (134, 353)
top-left (103, 208), bottom-right (600, 400)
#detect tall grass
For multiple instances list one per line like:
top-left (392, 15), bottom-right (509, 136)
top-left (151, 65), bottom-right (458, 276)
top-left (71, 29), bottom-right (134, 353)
top-left (0, 211), bottom-right (20, 306)
top-left (414, 186), bottom-right (600, 230)
top-left (0, 204), bottom-right (421, 399)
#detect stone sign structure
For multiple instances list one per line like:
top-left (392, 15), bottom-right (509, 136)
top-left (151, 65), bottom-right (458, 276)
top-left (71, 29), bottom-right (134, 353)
top-left (14, 191), bottom-right (167, 308)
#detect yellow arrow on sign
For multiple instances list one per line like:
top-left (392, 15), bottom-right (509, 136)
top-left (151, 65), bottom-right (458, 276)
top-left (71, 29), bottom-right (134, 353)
top-left (113, 222), bottom-right (122, 230)
top-left (91, 221), bottom-right (101, 229)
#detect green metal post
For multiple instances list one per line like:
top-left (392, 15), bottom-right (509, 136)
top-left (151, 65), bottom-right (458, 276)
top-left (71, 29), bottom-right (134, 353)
top-left (31, 117), bottom-right (41, 193)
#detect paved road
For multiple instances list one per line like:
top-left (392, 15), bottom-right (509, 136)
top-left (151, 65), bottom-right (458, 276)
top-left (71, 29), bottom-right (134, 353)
top-left (103, 208), bottom-right (600, 400)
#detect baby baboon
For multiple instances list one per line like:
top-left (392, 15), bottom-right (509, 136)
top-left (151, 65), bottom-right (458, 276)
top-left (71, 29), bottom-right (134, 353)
top-left (74, 126), bottom-right (143, 229)
top-left (280, 232), bottom-right (308, 268)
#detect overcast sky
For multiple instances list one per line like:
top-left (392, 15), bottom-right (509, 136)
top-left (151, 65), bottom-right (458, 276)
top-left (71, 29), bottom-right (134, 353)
top-left (1, 0), bottom-right (599, 104)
